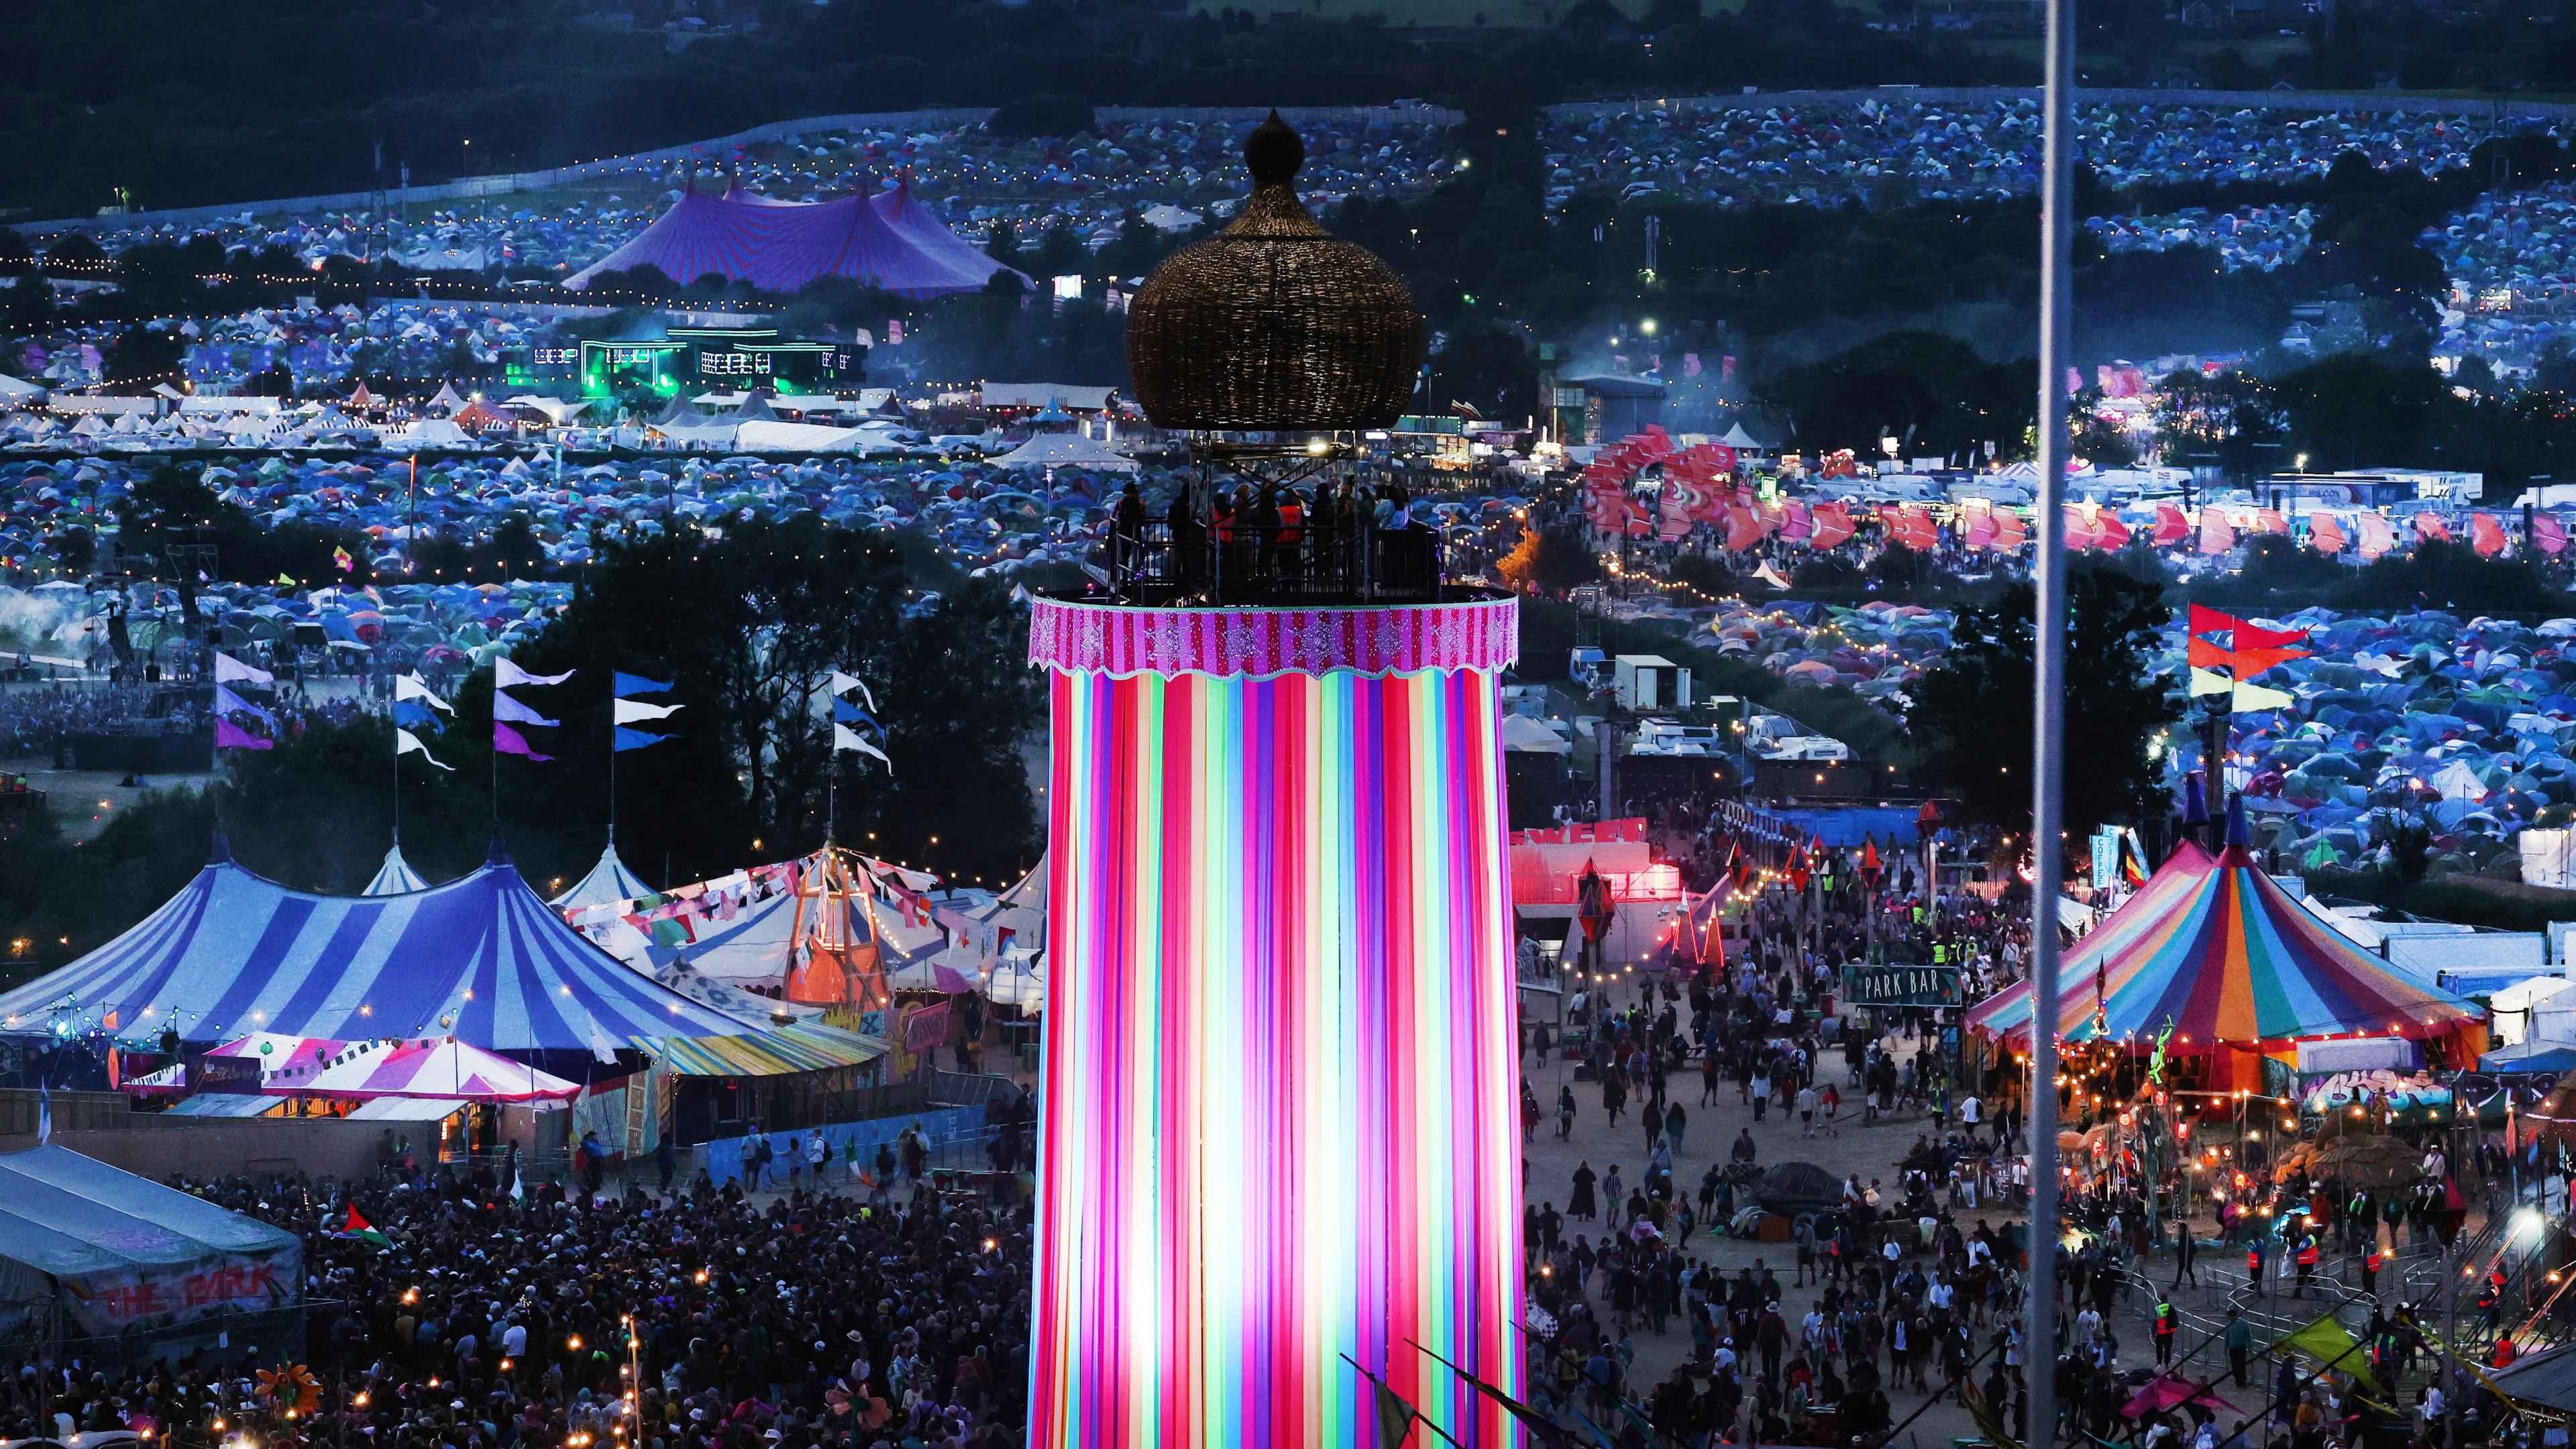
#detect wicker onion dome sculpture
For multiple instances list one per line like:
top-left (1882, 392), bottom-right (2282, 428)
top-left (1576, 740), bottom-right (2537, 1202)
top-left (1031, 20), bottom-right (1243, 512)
top-left (1126, 111), bottom-right (1424, 431)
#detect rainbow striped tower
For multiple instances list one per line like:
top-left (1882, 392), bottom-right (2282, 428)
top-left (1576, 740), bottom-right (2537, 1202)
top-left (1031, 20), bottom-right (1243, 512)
top-left (1026, 594), bottom-right (1525, 1449)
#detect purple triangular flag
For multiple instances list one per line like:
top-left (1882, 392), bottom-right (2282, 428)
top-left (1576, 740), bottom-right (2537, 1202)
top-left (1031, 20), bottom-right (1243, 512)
top-left (215, 717), bottom-right (274, 751)
top-left (494, 721), bottom-right (553, 762)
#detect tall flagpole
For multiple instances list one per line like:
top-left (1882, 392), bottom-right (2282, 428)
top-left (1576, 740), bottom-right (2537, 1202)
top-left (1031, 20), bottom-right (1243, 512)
top-left (2025, 0), bottom-right (2076, 1443)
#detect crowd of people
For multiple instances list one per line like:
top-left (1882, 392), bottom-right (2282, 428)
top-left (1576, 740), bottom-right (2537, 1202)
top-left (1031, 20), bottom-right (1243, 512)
top-left (1545, 98), bottom-right (2518, 211)
top-left (1518, 971), bottom-right (2042, 1444)
top-left (0, 680), bottom-right (208, 759)
top-left (54, 112), bottom-right (1458, 295)
top-left (0, 1160), bottom-right (1032, 1449)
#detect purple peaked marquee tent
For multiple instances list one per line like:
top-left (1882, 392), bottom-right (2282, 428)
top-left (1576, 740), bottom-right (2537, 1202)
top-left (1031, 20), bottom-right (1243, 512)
top-left (871, 174), bottom-right (1022, 290)
top-left (0, 837), bottom-right (755, 1055)
top-left (566, 176), bottom-right (1014, 297)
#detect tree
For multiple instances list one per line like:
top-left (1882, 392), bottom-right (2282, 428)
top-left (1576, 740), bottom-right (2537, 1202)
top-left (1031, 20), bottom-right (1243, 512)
top-left (1495, 525), bottom-right (1603, 595)
top-left (2268, 354), bottom-right (2448, 472)
top-left (984, 94), bottom-right (1097, 140)
top-left (2149, 368), bottom-right (2284, 487)
top-left (1907, 567), bottom-right (2174, 841)
top-left (1760, 331), bottom-right (2031, 462)
top-left (105, 323), bottom-right (182, 387)
top-left (1425, 323), bottom-right (1537, 422)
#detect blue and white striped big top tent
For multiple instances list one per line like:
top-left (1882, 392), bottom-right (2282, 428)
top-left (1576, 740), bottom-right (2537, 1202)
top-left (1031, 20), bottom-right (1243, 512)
top-left (0, 835), bottom-right (756, 1056)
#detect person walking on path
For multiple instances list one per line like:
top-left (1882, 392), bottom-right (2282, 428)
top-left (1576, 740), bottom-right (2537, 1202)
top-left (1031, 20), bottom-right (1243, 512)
top-left (2172, 1221), bottom-right (2198, 1287)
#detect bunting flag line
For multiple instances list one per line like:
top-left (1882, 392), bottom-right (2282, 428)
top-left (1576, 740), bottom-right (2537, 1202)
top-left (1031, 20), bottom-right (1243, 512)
top-left (492, 690), bottom-right (559, 728)
top-left (614, 728), bottom-right (672, 753)
top-left (613, 672), bottom-right (673, 697)
top-left (833, 723), bottom-right (893, 770)
top-left (214, 652), bottom-right (274, 686)
top-left (396, 729), bottom-right (454, 770)
top-left (496, 658), bottom-right (574, 688)
top-left (494, 722), bottom-right (553, 761)
top-left (614, 699), bottom-right (683, 724)
top-left (394, 674), bottom-right (453, 712)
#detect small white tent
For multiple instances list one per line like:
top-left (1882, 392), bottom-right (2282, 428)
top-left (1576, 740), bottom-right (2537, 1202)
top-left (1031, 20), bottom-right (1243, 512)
top-left (552, 839), bottom-right (655, 910)
top-left (364, 839), bottom-right (429, 896)
top-left (989, 433), bottom-right (1138, 473)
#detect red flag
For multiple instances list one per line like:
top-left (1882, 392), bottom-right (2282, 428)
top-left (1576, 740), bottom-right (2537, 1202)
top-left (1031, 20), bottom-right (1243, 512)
top-left (2237, 620), bottom-right (2310, 653)
top-left (2187, 602), bottom-right (2240, 648)
top-left (2471, 513), bottom-right (2510, 558)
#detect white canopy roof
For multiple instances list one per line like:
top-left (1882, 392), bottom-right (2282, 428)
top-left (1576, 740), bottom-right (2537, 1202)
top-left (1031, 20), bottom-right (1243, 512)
top-left (363, 841), bottom-right (429, 896)
top-left (1503, 714), bottom-right (1573, 755)
top-left (551, 841), bottom-right (655, 910)
top-left (989, 432), bottom-right (1137, 472)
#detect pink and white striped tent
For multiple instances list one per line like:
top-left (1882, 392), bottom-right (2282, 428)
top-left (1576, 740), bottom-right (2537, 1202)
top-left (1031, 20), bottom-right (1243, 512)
top-left (263, 1036), bottom-right (578, 1103)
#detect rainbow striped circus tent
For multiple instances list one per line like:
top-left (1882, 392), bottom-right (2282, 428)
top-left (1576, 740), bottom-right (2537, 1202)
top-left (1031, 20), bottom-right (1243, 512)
top-left (1965, 818), bottom-right (2484, 1057)
top-left (0, 837), bottom-right (756, 1057)
top-left (564, 847), bottom-right (947, 1014)
top-left (564, 178), bottom-right (1006, 297)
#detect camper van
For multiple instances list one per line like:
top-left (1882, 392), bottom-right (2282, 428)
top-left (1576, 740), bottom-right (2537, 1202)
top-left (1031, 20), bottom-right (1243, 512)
top-left (1630, 720), bottom-right (1727, 757)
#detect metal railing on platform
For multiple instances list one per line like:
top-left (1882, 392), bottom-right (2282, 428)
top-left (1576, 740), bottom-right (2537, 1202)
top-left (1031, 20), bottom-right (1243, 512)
top-left (1102, 521), bottom-right (1442, 605)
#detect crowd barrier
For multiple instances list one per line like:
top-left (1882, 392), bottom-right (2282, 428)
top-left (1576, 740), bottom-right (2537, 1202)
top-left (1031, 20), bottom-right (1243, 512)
top-left (693, 1102), bottom-right (990, 1188)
